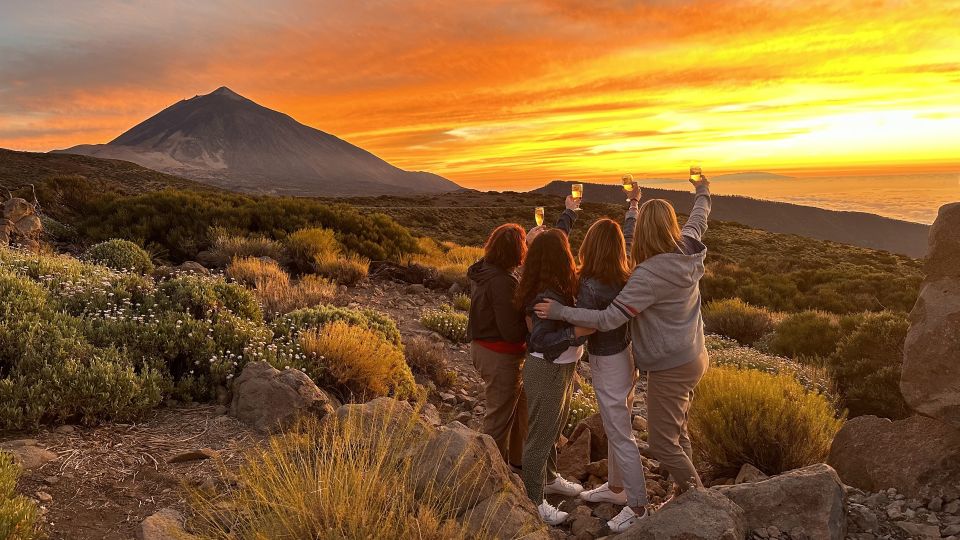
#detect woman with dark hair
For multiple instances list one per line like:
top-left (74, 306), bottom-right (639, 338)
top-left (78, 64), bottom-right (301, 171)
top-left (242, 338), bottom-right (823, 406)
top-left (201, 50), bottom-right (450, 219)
top-left (535, 175), bottom-right (713, 527)
top-left (466, 197), bottom-right (578, 473)
top-left (515, 227), bottom-right (593, 525)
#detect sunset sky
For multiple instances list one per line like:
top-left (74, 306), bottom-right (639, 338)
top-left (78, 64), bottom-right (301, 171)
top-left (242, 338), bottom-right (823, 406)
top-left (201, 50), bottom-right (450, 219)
top-left (1, 0), bottom-right (959, 190)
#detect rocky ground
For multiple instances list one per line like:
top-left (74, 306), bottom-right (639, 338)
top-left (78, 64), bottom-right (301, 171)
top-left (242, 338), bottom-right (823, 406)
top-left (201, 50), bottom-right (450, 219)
top-left (1, 274), bottom-right (955, 539)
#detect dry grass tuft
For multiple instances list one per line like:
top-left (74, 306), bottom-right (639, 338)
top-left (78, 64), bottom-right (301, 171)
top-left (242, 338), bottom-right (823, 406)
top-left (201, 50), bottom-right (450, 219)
top-left (207, 227), bottom-right (286, 268)
top-left (227, 257), bottom-right (336, 316)
top-left (404, 238), bottom-right (482, 285)
top-left (404, 336), bottom-right (456, 389)
top-left (314, 253), bottom-right (369, 285)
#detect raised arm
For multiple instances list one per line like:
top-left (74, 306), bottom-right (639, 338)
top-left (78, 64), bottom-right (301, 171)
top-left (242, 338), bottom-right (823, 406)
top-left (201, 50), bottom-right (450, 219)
top-left (681, 180), bottom-right (711, 241)
top-left (554, 195), bottom-right (580, 236)
top-left (624, 204), bottom-right (638, 255)
top-left (536, 269), bottom-right (658, 331)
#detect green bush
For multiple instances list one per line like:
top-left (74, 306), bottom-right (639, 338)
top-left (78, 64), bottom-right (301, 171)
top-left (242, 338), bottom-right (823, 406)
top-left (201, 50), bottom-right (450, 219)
top-left (299, 321), bottom-right (421, 401)
top-left (286, 227), bottom-right (341, 274)
top-left (452, 293), bottom-right (471, 311)
top-left (205, 228), bottom-right (287, 269)
top-left (768, 310), bottom-right (842, 359)
top-left (703, 299), bottom-right (776, 345)
top-left (274, 305), bottom-right (402, 346)
top-left (156, 275), bottom-right (262, 322)
top-left (828, 311), bottom-right (910, 419)
top-left (83, 239), bottom-right (154, 273)
top-left (706, 335), bottom-right (836, 399)
top-left (420, 308), bottom-right (468, 343)
top-left (689, 366), bottom-right (844, 476)
top-left (314, 253), bottom-right (369, 285)
top-left (0, 451), bottom-right (39, 540)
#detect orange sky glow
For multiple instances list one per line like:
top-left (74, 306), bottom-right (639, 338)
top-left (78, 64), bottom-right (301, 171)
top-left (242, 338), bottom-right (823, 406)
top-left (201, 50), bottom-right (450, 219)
top-left (1, 0), bottom-right (959, 190)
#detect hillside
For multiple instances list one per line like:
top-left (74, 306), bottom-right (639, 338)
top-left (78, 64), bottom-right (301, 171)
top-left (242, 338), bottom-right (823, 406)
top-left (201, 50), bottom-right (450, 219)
top-left (54, 87), bottom-right (460, 197)
top-left (533, 180), bottom-right (929, 257)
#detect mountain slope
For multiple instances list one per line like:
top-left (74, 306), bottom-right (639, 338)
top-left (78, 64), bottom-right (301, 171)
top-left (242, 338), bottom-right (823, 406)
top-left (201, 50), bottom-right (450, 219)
top-left (533, 180), bottom-right (929, 257)
top-left (55, 87), bottom-right (460, 197)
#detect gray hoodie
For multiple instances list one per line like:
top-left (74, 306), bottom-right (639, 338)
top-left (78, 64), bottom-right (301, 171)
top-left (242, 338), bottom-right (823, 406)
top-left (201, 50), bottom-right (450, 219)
top-left (547, 184), bottom-right (711, 372)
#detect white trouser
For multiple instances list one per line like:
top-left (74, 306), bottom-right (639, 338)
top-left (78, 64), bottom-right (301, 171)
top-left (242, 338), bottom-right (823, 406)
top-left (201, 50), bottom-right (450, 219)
top-left (590, 347), bottom-right (649, 507)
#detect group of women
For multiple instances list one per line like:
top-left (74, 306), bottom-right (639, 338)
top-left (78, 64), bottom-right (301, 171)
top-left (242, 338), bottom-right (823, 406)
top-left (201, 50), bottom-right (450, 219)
top-left (465, 174), bottom-right (712, 532)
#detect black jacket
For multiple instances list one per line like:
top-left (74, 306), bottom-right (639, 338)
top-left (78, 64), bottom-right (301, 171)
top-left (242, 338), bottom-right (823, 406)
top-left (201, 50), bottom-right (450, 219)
top-left (525, 289), bottom-right (586, 361)
top-left (466, 259), bottom-right (526, 344)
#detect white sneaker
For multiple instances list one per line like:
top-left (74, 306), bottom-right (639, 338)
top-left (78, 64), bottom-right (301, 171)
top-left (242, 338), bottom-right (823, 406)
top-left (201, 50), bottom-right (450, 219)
top-left (607, 506), bottom-right (648, 533)
top-left (537, 500), bottom-right (569, 526)
top-left (544, 475), bottom-right (584, 497)
top-left (579, 482), bottom-right (628, 504)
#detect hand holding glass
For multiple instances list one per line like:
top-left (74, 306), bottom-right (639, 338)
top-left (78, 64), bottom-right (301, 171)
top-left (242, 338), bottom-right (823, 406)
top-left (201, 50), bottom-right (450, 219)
top-left (535, 206), bottom-right (544, 227)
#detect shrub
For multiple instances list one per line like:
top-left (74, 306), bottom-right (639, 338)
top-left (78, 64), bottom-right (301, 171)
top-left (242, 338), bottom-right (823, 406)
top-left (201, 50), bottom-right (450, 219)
top-left (227, 257), bottom-right (334, 316)
top-left (227, 256), bottom-right (289, 288)
top-left (564, 379), bottom-right (599, 438)
top-left (768, 310), bottom-right (842, 359)
top-left (828, 311), bottom-right (910, 419)
top-left (452, 293), bottom-right (471, 312)
top-left (689, 366), bottom-right (844, 476)
top-left (188, 412), bottom-right (508, 539)
top-left (83, 239), bottom-right (154, 273)
top-left (707, 336), bottom-right (836, 399)
top-left (420, 308), bottom-right (468, 343)
top-left (404, 238), bottom-right (482, 285)
top-left (299, 321), bottom-right (420, 401)
top-left (157, 275), bottom-right (263, 322)
top-left (404, 336), bottom-right (456, 389)
top-left (0, 451), bottom-right (39, 540)
top-left (286, 227), bottom-right (341, 274)
top-left (703, 299), bottom-right (776, 345)
top-left (206, 227), bottom-right (286, 268)
top-left (314, 253), bottom-right (369, 285)
top-left (274, 305), bottom-right (402, 346)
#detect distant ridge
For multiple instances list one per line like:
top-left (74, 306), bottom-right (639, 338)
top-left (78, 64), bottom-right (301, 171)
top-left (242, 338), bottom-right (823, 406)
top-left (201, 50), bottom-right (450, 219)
top-left (533, 180), bottom-right (929, 257)
top-left (54, 86), bottom-right (460, 197)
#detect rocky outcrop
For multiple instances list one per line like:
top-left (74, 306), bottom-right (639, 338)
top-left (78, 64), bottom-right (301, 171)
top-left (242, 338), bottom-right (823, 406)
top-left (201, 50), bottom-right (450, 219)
top-left (828, 415), bottom-right (960, 499)
top-left (619, 488), bottom-right (746, 540)
top-left (901, 204), bottom-right (960, 429)
top-left (230, 361), bottom-right (338, 433)
top-left (716, 464), bottom-right (847, 539)
top-left (0, 197), bottom-right (43, 250)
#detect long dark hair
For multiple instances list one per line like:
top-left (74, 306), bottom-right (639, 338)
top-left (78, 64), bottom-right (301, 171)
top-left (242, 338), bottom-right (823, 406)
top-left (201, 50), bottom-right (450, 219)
top-left (514, 229), bottom-right (578, 309)
top-left (579, 218), bottom-right (631, 287)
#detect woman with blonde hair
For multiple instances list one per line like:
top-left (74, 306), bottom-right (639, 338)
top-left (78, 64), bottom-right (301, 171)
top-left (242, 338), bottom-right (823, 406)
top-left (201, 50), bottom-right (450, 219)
top-left (535, 174), bottom-right (712, 527)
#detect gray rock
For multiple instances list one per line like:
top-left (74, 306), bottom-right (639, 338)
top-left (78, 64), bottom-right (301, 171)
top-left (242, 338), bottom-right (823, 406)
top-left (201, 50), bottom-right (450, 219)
top-left (619, 488), bottom-right (746, 540)
top-left (716, 464), bottom-right (846, 540)
top-left (230, 361), bottom-right (338, 433)
top-left (137, 508), bottom-right (197, 540)
top-left (848, 503), bottom-right (879, 532)
top-left (0, 442), bottom-right (57, 470)
top-left (925, 202), bottom-right (960, 281)
top-left (895, 521), bottom-right (941, 539)
top-left (735, 463), bottom-right (769, 484)
top-left (828, 415), bottom-right (960, 499)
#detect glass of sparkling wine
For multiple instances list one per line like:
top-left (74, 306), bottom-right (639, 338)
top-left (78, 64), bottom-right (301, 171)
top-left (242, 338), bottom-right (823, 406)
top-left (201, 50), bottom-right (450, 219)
top-left (535, 206), bottom-right (544, 227)
top-left (689, 165), bottom-right (702, 182)
top-left (571, 183), bottom-right (583, 200)
top-left (622, 174), bottom-right (634, 193)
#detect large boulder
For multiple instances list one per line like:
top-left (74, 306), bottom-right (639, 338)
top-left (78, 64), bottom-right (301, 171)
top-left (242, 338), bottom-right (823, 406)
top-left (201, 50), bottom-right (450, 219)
top-left (230, 361), bottom-right (338, 433)
top-left (925, 202), bottom-right (960, 280)
top-left (901, 277), bottom-right (960, 428)
top-left (715, 464), bottom-right (846, 540)
top-left (619, 488), bottom-right (746, 540)
top-left (828, 415), bottom-right (960, 499)
top-left (557, 427), bottom-right (591, 482)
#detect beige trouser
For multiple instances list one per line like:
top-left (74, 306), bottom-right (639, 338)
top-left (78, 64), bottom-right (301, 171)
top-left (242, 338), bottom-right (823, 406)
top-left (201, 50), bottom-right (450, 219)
top-left (591, 348), bottom-right (649, 507)
top-left (646, 352), bottom-right (709, 492)
top-left (471, 343), bottom-right (528, 467)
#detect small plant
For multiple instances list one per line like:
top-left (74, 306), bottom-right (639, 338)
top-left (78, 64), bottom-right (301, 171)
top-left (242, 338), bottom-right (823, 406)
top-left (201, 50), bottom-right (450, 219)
top-left (564, 378), bottom-right (599, 438)
top-left (227, 256), bottom-right (290, 288)
top-left (274, 305), bottom-right (402, 346)
top-left (299, 321), bottom-right (421, 401)
top-left (286, 227), bottom-right (341, 274)
top-left (452, 293), bottom-right (471, 311)
top-left (420, 308), bottom-right (468, 343)
top-left (828, 311), bottom-right (910, 419)
top-left (0, 451), bottom-right (40, 540)
top-left (703, 298), bottom-right (776, 345)
top-left (768, 310), bottom-right (842, 359)
top-left (207, 227), bottom-right (286, 268)
top-left (83, 239), bottom-right (154, 273)
top-left (314, 253), bottom-right (369, 286)
top-left (404, 336), bottom-right (456, 389)
top-left (689, 366), bottom-right (844, 476)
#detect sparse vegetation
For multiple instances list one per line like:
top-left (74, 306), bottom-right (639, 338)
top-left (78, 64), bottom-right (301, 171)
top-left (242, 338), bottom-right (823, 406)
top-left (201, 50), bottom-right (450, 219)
top-left (314, 253), bottom-right (369, 285)
top-left (767, 310), bottom-right (842, 360)
top-left (83, 239), bottom-right (154, 273)
top-left (285, 227), bottom-right (341, 274)
top-left (689, 366), bottom-right (845, 476)
top-left (404, 238), bottom-right (482, 285)
top-left (420, 308), bottom-right (468, 343)
top-left (206, 228), bottom-right (287, 268)
top-left (299, 321), bottom-right (420, 401)
top-left (404, 336), bottom-right (456, 389)
top-left (452, 293), bottom-right (471, 311)
top-left (227, 257), bottom-right (335, 316)
top-left (707, 336), bottom-right (836, 399)
top-left (703, 299), bottom-right (776, 346)
top-left (0, 451), bottom-right (40, 540)
top-left (565, 380), bottom-right (599, 438)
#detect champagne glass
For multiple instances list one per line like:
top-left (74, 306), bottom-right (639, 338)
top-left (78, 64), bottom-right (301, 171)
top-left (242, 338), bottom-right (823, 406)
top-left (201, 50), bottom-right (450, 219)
top-left (622, 174), bottom-right (634, 193)
top-left (689, 164), bottom-right (702, 183)
top-left (571, 183), bottom-right (583, 200)
top-left (535, 206), bottom-right (544, 227)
